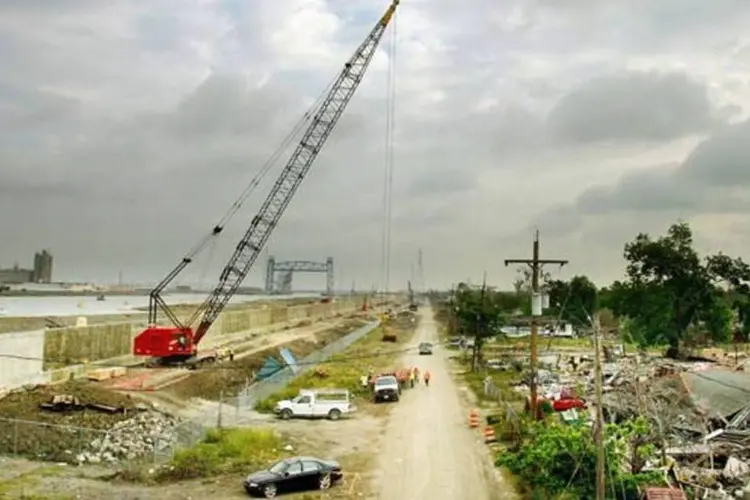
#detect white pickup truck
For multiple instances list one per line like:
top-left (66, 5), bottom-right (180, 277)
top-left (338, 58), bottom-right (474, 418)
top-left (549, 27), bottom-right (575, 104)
top-left (274, 389), bottom-right (356, 421)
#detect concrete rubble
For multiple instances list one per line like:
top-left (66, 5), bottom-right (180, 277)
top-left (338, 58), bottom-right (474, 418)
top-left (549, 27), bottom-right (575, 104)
top-left (76, 410), bottom-right (182, 464)
top-left (489, 344), bottom-right (750, 498)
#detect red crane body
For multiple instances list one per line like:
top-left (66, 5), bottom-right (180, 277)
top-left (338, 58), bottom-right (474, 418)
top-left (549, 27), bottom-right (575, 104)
top-left (133, 1), bottom-right (400, 363)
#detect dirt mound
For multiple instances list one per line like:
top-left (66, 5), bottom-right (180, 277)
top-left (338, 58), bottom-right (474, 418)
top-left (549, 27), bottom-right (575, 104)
top-left (168, 320), bottom-right (369, 401)
top-left (0, 381), bottom-right (139, 462)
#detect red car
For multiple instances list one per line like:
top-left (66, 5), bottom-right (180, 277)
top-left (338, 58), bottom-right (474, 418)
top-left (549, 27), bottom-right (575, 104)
top-left (551, 388), bottom-right (587, 412)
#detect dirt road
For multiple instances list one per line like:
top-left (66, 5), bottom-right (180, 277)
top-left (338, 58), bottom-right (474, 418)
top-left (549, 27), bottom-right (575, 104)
top-left (373, 307), bottom-right (512, 500)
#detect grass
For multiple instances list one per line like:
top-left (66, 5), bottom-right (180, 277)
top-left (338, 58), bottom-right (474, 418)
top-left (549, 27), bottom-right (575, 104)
top-left (152, 427), bottom-right (285, 482)
top-left (256, 317), bottom-right (419, 413)
top-left (0, 465), bottom-right (72, 500)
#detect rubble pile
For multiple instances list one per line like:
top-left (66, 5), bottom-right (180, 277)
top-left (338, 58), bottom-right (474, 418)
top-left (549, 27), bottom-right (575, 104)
top-left (77, 411), bottom-right (182, 464)
top-left (487, 344), bottom-right (750, 497)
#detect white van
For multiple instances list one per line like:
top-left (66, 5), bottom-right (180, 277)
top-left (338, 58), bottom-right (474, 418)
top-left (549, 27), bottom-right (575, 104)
top-left (274, 389), bottom-right (356, 421)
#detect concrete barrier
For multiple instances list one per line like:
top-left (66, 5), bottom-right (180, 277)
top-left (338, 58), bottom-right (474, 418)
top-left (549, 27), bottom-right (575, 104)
top-left (42, 323), bottom-right (133, 369)
top-left (0, 296), bottom-right (375, 395)
top-left (0, 330), bottom-right (45, 390)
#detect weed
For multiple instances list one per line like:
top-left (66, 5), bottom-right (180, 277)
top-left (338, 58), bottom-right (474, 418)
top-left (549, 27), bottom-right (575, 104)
top-left (156, 427), bottom-right (283, 481)
top-left (256, 320), bottom-right (419, 413)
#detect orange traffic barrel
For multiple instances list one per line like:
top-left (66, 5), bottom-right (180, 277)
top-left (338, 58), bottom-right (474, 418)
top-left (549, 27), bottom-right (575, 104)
top-left (468, 409), bottom-right (480, 428)
top-left (483, 426), bottom-right (497, 443)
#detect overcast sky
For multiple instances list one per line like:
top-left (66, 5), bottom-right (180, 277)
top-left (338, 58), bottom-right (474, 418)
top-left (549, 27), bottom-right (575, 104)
top-left (3, 0), bottom-right (750, 291)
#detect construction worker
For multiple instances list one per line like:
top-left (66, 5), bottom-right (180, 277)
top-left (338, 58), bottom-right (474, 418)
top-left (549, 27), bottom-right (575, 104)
top-left (413, 366), bottom-right (420, 383)
top-left (424, 370), bottom-right (431, 387)
top-left (409, 369), bottom-right (415, 388)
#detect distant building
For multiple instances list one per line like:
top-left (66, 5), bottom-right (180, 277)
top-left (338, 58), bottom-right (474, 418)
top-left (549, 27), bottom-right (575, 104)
top-left (0, 250), bottom-right (53, 284)
top-left (33, 250), bottom-right (53, 283)
top-left (0, 263), bottom-right (33, 284)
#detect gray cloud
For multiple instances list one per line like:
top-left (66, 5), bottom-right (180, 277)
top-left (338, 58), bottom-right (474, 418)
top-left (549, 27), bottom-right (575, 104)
top-left (547, 72), bottom-right (722, 143)
top-left (3, 0), bottom-right (750, 288)
top-left (535, 119), bottom-right (750, 244)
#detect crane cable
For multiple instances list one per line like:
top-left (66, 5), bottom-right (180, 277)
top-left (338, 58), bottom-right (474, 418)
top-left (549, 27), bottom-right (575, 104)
top-left (380, 11), bottom-right (398, 315)
top-left (175, 75), bottom-right (342, 267)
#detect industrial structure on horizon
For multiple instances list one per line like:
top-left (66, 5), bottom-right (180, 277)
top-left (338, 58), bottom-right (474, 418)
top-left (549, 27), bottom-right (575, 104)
top-left (0, 250), bottom-right (53, 284)
top-left (265, 256), bottom-right (335, 296)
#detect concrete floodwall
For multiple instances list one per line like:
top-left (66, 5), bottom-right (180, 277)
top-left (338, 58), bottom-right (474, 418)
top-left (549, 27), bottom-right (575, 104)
top-left (14, 297), bottom-right (362, 381)
top-left (0, 330), bottom-right (46, 390)
top-left (43, 323), bottom-right (133, 369)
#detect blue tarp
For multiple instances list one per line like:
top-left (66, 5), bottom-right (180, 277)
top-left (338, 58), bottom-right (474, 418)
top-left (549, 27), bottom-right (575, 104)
top-left (280, 348), bottom-right (299, 374)
top-left (257, 356), bottom-right (282, 380)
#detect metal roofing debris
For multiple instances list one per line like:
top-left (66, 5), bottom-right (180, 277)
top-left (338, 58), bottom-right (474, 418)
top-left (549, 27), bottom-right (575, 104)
top-left (645, 487), bottom-right (687, 500)
top-left (679, 369), bottom-right (750, 419)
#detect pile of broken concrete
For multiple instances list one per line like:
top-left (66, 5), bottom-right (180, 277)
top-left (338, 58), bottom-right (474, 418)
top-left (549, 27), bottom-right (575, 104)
top-left (77, 410), bottom-right (182, 464)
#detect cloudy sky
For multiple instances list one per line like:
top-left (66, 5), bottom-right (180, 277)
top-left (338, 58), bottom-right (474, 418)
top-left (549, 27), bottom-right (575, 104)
top-left (3, 0), bottom-right (750, 291)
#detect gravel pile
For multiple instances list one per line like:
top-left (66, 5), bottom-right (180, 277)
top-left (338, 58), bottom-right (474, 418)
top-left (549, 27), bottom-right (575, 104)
top-left (76, 411), bottom-right (181, 464)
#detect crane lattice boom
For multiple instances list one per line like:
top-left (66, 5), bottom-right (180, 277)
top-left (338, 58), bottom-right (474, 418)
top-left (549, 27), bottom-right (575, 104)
top-left (133, 1), bottom-right (399, 362)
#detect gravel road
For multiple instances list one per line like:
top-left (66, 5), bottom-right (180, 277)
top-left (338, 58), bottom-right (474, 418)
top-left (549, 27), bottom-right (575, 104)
top-left (374, 307), bottom-right (514, 500)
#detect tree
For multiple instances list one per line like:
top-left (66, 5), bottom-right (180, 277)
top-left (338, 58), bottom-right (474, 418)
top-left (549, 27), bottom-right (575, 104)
top-left (545, 275), bottom-right (598, 329)
top-left (453, 281), bottom-right (505, 370)
top-left (615, 222), bottom-right (750, 353)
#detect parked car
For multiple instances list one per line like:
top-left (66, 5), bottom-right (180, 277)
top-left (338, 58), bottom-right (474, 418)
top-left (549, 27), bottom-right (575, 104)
top-left (243, 456), bottom-right (343, 498)
top-left (373, 375), bottom-right (400, 403)
top-left (418, 342), bottom-right (433, 355)
top-left (274, 389), bottom-right (355, 421)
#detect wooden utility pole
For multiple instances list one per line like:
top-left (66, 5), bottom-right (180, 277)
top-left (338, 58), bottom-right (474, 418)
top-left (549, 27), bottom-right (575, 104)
top-left (504, 230), bottom-right (567, 417)
top-left (472, 273), bottom-right (488, 371)
top-left (592, 322), bottom-right (606, 500)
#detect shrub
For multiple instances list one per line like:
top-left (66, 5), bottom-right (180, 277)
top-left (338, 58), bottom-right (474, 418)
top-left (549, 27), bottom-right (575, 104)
top-left (158, 427), bottom-right (282, 481)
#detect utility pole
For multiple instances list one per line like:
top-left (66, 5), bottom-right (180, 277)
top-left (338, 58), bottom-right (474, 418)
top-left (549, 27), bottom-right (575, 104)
top-left (472, 272), bottom-right (487, 371)
top-left (504, 230), bottom-right (567, 418)
top-left (592, 321), bottom-right (606, 500)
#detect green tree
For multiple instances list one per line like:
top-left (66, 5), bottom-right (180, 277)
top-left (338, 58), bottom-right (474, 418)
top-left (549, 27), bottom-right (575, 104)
top-left (615, 222), bottom-right (750, 353)
top-left (545, 275), bottom-right (598, 329)
top-left (453, 282), bottom-right (506, 370)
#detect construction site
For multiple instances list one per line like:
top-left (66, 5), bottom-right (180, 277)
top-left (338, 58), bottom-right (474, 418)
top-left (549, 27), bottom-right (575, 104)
top-left (0, 2), bottom-right (508, 498)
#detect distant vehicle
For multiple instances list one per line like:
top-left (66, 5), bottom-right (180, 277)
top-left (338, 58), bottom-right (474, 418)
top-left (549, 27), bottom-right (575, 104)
top-left (274, 389), bottom-right (355, 421)
top-left (96, 294), bottom-right (106, 301)
top-left (373, 375), bottom-right (400, 403)
top-left (243, 456), bottom-right (343, 498)
top-left (408, 303), bottom-right (418, 311)
top-left (418, 342), bottom-right (433, 355)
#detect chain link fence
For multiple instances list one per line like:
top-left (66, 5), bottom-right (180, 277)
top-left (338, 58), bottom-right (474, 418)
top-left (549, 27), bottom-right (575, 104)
top-left (0, 415), bottom-right (208, 466)
top-left (0, 321), bottom-right (381, 466)
top-left (0, 416), bottom-right (108, 463)
top-left (231, 320), bottom-right (380, 409)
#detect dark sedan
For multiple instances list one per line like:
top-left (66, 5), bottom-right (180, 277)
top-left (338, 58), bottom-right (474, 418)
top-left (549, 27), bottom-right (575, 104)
top-left (243, 456), bottom-right (343, 498)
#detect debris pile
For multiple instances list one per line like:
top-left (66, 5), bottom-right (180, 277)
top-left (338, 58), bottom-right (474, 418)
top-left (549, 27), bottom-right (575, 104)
top-left (77, 411), bottom-right (182, 464)
top-left (485, 344), bottom-right (750, 497)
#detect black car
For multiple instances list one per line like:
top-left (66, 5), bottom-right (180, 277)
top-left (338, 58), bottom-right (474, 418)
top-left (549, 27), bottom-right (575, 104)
top-left (243, 456), bottom-right (343, 498)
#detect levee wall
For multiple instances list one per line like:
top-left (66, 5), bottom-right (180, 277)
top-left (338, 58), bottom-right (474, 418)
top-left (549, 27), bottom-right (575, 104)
top-left (0, 330), bottom-right (46, 389)
top-left (43, 323), bottom-right (133, 369)
top-left (0, 295), bottom-right (394, 393)
top-left (40, 297), bottom-right (362, 366)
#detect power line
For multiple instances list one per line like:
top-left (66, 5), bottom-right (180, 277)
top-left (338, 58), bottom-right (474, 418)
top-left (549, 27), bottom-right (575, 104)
top-left (0, 338), bottom-right (447, 374)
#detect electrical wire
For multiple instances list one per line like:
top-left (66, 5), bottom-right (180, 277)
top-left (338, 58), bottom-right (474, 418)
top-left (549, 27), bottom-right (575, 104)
top-left (167, 75), bottom-right (341, 271)
top-left (379, 9), bottom-right (397, 313)
top-left (0, 337), bottom-right (444, 373)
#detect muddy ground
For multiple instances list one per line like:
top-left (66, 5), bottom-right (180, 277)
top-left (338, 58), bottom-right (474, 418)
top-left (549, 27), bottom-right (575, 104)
top-left (0, 382), bottom-right (139, 461)
top-left (0, 314), bottom-right (417, 499)
top-left (166, 318), bottom-right (370, 400)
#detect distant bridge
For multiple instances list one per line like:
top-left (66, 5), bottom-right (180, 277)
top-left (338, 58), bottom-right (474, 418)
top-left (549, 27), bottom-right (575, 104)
top-left (264, 256), bottom-right (334, 296)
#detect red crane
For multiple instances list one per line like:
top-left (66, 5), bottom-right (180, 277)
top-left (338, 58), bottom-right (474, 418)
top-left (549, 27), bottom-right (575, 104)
top-left (133, 1), bottom-right (400, 364)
